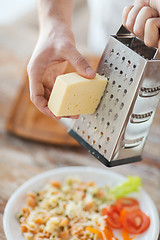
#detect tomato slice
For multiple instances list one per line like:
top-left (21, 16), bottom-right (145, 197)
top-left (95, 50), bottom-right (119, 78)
top-left (115, 197), bottom-right (139, 213)
top-left (102, 206), bottom-right (122, 229)
top-left (121, 209), bottom-right (150, 234)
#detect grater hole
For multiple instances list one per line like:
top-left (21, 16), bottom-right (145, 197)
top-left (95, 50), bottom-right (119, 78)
top-left (107, 122), bottom-right (110, 127)
top-left (120, 70), bottom-right (123, 75)
top-left (100, 131), bottom-right (103, 136)
top-left (115, 67), bottom-right (118, 70)
top-left (124, 89), bottom-right (127, 95)
top-left (128, 60), bottom-right (131, 65)
top-left (118, 85), bottom-right (122, 90)
top-left (77, 126), bottom-right (80, 131)
top-left (93, 140), bottom-right (96, 144)
top-left (102, 104), bottom-right (106, 110)
top-left (129, 78), bottom-right (133, 85)
top-left (82, 130), bottom-right (85, 134)
top-left (96, 113), bottom-right (99, 119)
top-left (107, 137), bottom-right (110, 142)
top-left (94, 127), bottom-right (97, 131)
top-left (133, 64), bottom-right (136, 69)
top-left (122, 56), bottom-right (125, 61)
top-left (112, 80), bottom-right (116, 85)
top-left (98, 145), bottom-right (102, 149)
top-left (101, 117), bottom-right (104, 122)
top-left (104, 59), bottom-right (108, 64)
top-left (108, 109), bottom-right (112, 115)
top-left (111, 49), bottom-right (114, 53)
top-left (120, 102), bottom-right (124, 110)
top-left (115, 98), bottom-right (119, 105)
top-left (104, 149), bottom-right (107, 154)
top-left (114, 113), bottom-right (118, 120)
top-left (116, 52), bottom-right (120, 57)
top-left (110, 94), bottom-right (114, 99)
top-left (110, 63), bottom-right (113, 68)
top-left (111, 128), bottom-right (115, 134)
top-left (88, 135), bottom-right (90, 140)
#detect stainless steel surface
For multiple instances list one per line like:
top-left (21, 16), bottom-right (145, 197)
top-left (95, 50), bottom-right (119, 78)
top-left (69, 27), bottom-right (160, 167)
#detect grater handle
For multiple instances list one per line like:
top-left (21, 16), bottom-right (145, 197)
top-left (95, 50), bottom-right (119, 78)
top-left (115, 25), bottom-right (160, 60)
top-left (116, 25), bottom-right (133, 37)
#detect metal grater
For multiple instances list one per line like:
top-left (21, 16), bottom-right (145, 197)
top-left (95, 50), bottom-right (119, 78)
top-left (69, 26), bottom-right (160, 167)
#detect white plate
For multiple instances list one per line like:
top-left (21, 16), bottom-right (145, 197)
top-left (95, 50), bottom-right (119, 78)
top-left (3, 166), bottom-right (160, 240)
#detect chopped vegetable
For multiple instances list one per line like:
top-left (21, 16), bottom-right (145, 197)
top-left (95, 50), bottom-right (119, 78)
top-left (85, 227), bottom-right (103, 238)
top-left (122, 229), bottom-right (136, 240)
top-left (111, 176), bottom-right (141, 199)
top-left (115, 197), bottom-right (139, 213)
top-left (102, 205), bottom-right (122, 229)
top-left (102, 226), bottom-right (119, 240)
top-left (102, 197), bottom-right (150, 235)
top-left (121, 209), bottom-right (150, 234)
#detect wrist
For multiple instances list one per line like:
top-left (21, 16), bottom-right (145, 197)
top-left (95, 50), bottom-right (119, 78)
top-left (37, 0), bottom-right (73, 29)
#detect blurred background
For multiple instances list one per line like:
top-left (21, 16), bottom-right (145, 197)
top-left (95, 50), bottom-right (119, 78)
top-left (0, 0), bottom-right (160, 239)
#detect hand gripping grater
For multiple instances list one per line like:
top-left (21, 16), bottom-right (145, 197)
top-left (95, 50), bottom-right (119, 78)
top-left (69, 26), bottom-right (160, 167)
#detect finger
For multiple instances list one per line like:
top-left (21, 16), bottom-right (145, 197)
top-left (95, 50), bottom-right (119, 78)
top-left (33, 94), bottom-right (60, 120)
top-left (44, 87), bottom-right (51, 101)
top-left (125, 4), bottom-right (144, 33)
top-left (144, 17), bottom-right (160, 48)
top-left (122, 5), bottom-right (134, 28)
top-left (29, 80), bottom-right (60, 119)
top-left (66, 46), bottom-right (96, 79)
top-left (133, 6), bottom-right (158, 39)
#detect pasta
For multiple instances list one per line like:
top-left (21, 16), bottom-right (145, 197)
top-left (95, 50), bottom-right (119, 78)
top-left (17, 177), bottom-right (115, 240)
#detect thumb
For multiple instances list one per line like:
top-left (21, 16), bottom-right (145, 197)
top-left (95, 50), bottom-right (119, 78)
top-left (66, 46), bottom-right (96, 79)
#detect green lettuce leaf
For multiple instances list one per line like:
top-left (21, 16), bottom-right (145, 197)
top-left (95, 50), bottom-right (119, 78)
top-left (111, 176), bottom-right (142, 199)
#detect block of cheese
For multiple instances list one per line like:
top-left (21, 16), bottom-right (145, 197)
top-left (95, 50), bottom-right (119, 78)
top-left (48, 72), bottom-right (108, 117)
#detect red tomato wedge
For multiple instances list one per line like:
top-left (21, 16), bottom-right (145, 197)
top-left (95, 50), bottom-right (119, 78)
top-left (115, 197), bottom-right (139, 213)
top-left (102, 206), bottom-right (122, 229)
top-left (121, 209), bottom-right (150, 234)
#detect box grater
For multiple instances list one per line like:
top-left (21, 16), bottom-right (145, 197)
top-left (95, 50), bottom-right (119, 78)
top-left (69, 26), bottom-right (160, 167)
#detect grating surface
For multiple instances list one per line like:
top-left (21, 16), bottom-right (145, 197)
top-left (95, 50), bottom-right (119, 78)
top-left (71, 37), bottom-right (146, 161)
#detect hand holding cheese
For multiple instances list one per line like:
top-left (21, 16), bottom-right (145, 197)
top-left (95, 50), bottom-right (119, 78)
top-left (27, 0), bottom-right (96, 119)
top-left (48, 72), bottom-right (108, 117)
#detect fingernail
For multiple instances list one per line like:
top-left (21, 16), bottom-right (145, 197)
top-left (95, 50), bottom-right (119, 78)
top-left (86, 67), bottom-right (96, 76)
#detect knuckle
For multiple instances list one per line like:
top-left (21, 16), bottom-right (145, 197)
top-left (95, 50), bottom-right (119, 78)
top-left (145, 18), bottom-right (154, 26)
top-left (75, 55), bottom-right (86, 66)
top-left (140, 6), bottom-right (150, 14)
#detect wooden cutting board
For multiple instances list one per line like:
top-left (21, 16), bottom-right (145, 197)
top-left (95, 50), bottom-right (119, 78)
top-left (6, 55), bottom-right (100, 146)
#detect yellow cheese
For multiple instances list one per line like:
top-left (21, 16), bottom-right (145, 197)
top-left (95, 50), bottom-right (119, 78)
top-left (48, 72), bottom-right (108, 117)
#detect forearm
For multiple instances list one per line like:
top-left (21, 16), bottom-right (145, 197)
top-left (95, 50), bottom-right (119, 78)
top-left (37, 0), bottom-right (73, 29)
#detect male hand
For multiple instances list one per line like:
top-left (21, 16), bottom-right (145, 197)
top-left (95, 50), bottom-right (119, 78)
top-left (27, 21), bottom-right (96, 119)
top-left (123, 0), bottom-right (160, 50)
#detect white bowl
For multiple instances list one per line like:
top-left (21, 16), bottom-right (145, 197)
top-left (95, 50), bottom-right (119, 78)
top-left (3, 166), bottom-right (160, 240)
